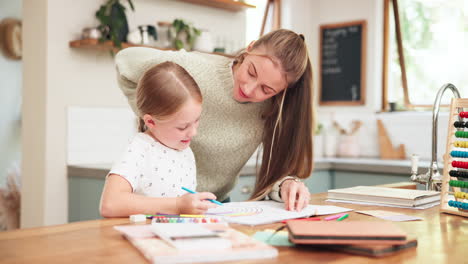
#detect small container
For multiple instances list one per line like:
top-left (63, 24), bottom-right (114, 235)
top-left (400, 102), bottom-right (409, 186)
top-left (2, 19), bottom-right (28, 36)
top-left (193, 29), bottom-right (214, 53)
top-left (155, 21), bottom-right (174, 49)
top-left (324, 123), bottom-right (338, 157)
top-left (314, 135), bottom-right (324, 159)
top-left (337, 134), bottom-right (360, 158)
top-left (81, 27), bottom-right (101, 39)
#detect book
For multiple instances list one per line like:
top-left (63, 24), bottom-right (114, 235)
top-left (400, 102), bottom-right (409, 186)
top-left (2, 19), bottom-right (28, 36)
top-left (327, 186), bottom-right (440, 207)
top-left (150, 223), bottom-right (232, 250)
top-left (287, 221), bottom-right (408, 245)
top-left (324, 238), bottom-right (418, 257)
top-left (114, 224), bottom-right (278, 263)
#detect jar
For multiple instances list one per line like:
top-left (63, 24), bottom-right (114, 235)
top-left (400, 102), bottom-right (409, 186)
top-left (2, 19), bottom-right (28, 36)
top-left (155, 21), bottom-right (174, 49)
top-left (193, 29), bottom-right (214, 53)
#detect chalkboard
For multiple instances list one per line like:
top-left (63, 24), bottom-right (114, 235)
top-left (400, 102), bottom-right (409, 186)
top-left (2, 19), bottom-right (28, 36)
top-left (319, 20), bottom-right (367, 105)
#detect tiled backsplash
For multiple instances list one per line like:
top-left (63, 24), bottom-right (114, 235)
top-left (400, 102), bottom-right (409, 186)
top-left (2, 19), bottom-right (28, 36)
top-left (318, 111), bottom-right (450, 161)
top-left (68, 107), bottom-right (450, 166)
top-left (67, 106), bottom-right (137, 165)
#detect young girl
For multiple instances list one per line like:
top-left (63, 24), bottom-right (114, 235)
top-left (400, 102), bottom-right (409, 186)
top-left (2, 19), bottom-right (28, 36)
top-left (100, 61), bottom-right (218, 217)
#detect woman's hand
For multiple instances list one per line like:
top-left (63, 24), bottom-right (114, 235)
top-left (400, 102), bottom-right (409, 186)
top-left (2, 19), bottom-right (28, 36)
top-left (280, 179), bottom-right (311, 211)
top-left (176, 192), bottom-right (218, 214)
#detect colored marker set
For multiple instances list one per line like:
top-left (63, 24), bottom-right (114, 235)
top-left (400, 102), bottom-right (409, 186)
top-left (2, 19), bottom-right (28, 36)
top-left (150, 216), bottom-right (224, 224)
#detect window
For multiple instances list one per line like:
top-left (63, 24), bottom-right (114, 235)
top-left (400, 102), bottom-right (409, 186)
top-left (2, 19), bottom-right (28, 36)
top-left (245, 0), bottom-right (281, 45)
top-left (383, 0), bottom-right (468, 110)
top-left (246, 0), bottom-right (268, 44)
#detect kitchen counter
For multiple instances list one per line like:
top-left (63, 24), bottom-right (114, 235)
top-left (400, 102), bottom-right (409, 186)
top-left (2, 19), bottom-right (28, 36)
top-left (68, 157), bottom-right (441, 179)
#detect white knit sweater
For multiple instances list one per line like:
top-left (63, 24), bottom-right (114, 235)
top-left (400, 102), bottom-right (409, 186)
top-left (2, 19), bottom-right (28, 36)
top-left (115, 48), bottom-right (268, 201)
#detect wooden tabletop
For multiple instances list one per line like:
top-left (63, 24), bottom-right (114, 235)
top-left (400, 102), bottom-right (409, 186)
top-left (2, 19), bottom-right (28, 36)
top-left (0, 192), bottom-right (466, 263)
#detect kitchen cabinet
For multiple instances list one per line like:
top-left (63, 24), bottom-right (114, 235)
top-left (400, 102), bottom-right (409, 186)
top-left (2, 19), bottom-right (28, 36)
top-left (68, 158), bottom-right (422, 222)
top-left (332, 171), bottom-right (412, 189)
top-left (68, 176), bottom-right (105, 222)
top-left (229, 170), bottom-right (333, 202)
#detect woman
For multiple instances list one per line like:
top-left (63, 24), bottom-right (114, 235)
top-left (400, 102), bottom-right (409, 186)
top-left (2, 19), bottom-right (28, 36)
top-left (115, 29), bottom-right (314, 211)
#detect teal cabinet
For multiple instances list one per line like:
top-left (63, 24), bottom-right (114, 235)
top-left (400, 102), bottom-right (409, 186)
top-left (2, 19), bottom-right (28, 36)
top-left (332, 171), bottom-right (411, 189)
top-left (68, 166), bottom-right (413, 222)
top-left (68, 176), bottom-right (105, 222)
top-left (229, 170), bottom-right (332, 202)
top-left (230, 175), bottom-right (256, 202)
top-left (305, 170), bottom-right (332, 193)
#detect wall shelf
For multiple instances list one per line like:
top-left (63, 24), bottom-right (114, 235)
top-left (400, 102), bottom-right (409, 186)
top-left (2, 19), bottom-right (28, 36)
top-left (177, 0), bottom-right (255, 12)
top-left (69, 38), bottom-right (234, 58)
top-left (69, 38), bottom-right (172, 51)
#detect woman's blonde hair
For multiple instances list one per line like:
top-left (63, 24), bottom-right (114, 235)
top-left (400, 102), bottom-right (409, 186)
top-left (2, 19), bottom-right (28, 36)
top-left (235, 29), bottom-right (314, 200)
top-left (136, 61), bottom-right (202, 132)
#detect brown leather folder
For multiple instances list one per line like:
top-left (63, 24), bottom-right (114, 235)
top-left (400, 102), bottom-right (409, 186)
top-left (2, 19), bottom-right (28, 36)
top-left (287, 221), bottom-right (407, 245)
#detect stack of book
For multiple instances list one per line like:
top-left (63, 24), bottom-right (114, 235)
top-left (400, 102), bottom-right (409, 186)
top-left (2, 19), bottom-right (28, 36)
top-left (287, 221), bottom-right (417, 257)
top-left (327, 186), bottom-right (440, 208)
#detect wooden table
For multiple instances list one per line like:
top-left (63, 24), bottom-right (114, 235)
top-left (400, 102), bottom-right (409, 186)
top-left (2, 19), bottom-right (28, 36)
top-left (0, 193), bottom-right (466, 263)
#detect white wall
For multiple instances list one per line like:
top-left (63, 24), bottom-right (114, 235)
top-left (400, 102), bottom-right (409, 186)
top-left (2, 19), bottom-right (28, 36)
top-left (0, 1), bottom-right (22, 187)
top-left (283, 0), bottom-right (382, 113)
top-left (282, 0), bottom-right (449, 162)
top-left (22, 0), bottom-right (247, 227)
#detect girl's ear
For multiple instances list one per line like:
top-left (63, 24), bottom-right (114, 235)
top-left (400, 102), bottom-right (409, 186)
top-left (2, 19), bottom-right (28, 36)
top-left (246, 40), bottom-right (256, 52)
top-left (143, 114), bottom-right (156, 129)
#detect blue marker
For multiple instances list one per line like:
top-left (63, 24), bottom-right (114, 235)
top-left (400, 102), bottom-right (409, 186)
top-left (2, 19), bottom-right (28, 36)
top-left (181, 187), bottom-right (223, 206)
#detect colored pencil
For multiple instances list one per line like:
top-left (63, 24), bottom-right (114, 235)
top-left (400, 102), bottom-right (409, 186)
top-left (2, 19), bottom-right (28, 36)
top-left (337, 214), bottom-right (349, 221)
top-left (181, 187), bottom-right (223, 206)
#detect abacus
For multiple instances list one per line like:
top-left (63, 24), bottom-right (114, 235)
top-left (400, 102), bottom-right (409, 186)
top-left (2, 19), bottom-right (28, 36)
top-left (441, 98), bottom-right (468, 217)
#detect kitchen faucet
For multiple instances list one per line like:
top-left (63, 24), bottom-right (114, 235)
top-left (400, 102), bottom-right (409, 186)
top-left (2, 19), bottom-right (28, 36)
top-left (410, 83), bottom-right (461, 191)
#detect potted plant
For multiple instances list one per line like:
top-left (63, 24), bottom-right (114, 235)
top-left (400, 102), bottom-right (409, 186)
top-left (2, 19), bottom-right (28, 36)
top-left (95, 0), bottom-right (135, 49)
top-left (172, 19), bottom-right (201, 51)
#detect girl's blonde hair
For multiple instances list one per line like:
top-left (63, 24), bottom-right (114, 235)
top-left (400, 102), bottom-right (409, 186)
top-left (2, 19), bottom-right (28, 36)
top-left (136, 61), bottom-right (202, 132)
top-left (234, 29), bottom-right (314, 200)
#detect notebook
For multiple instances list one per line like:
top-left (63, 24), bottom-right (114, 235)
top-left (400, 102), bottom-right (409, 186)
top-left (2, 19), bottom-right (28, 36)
top-left (327, 186), bottom-right (440, 207)
top-left (206, 201), bottom-right (352, 225)
top-left (114, 224), bottom-right (278, 263)
top-left (287, 221), bottom-right (407, 245)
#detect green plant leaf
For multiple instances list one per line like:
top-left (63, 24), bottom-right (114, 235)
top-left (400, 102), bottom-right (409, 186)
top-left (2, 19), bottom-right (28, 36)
top-left (94, 0), bottom-right (135, 52)
top-left (175, 39), bottom-right (184, 50)
top-left (147, 25), bottom-right (158, 40)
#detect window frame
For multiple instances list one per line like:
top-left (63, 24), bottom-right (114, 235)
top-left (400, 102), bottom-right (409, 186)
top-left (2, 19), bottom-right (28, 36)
top-left (382, 0), bottom-right (448, 111)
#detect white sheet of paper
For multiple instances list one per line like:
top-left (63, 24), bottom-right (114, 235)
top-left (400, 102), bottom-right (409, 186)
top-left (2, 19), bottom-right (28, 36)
top-left (326, 199), bottom-right (440, 209)
top-left (206, 201), bottom-right (352, 226)
top-left (356, 210), bottom-right (423, 222)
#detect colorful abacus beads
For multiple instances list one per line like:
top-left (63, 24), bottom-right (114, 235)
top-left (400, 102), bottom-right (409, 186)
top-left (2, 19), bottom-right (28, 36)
top-left (449, 180), bottom-right (468, 188)
top-left (452, 160), bottom-right (468, 169)
top-left (454, 141), bottom-right (468, 148)
top-left (454, 121), bottom-right (468, 128)
top-left (460, 112), bottom-right (468, 118)
top-left (449, 170), bottom-right (468, 178)
top-left (455, 131), bottom-right (468, 138)
top-left (450, 151), bottom-right (468, 158)
top-left (454, 191), bottom-right (468, 199)
top-left (448, 200), bottom-right (468, 210)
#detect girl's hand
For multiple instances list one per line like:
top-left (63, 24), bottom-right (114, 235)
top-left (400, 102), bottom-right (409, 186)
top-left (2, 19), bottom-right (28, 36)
top-left (280, 179), bottom-right (311, 211)
top-left (176, 192), bottom-right (218, 214)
